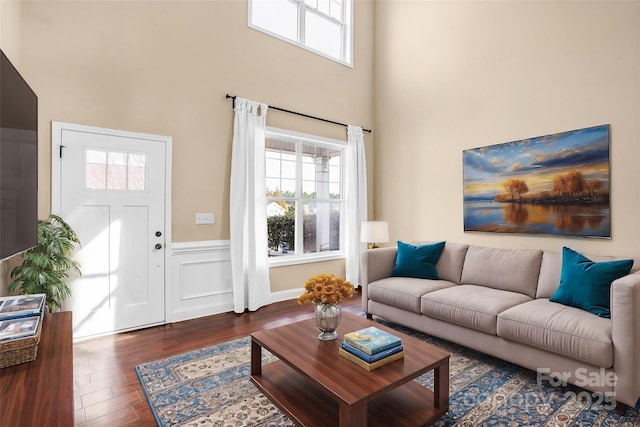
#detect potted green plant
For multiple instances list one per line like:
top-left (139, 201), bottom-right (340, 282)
top-left (8, 214), bottom-right (81, 313)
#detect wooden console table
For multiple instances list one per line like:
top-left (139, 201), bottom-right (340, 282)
top-left (0, 311), bottom-right (74, 426)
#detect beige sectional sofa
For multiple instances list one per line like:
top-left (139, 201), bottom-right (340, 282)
top-left (361, 242), bottom-right (640, 409)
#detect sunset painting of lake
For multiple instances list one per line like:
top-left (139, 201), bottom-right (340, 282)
top-left (463, 124), bottom-right (610, 238)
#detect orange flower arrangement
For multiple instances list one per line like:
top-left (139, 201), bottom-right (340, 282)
top-left (297, 274), bottom-right (355, 305)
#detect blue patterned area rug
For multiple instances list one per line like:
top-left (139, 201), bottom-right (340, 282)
top-left (135, 321), bottom-right (640, 427)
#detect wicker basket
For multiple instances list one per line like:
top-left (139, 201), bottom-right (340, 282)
top-left (0, 317), bottom-right (43, 369)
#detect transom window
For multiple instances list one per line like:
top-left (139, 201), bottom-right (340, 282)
top-left (249, 0), bottom-right (353, 66)
top-left (265, 128), bottom-right (344, 263)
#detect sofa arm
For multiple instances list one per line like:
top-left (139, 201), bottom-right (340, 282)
top-left (611, 271), bottom-right (640, 407)
top-left (361, 247), bottom-right (397, 313)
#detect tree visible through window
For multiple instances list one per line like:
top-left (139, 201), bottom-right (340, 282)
top-left (265, 129), bottom-right (344, 259)
top-left (249, 0), bottom-right (353, 66)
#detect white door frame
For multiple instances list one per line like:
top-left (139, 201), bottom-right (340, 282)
top-left (51, 121), bottom-right (173, 326)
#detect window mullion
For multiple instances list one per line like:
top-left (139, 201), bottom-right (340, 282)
top-left (298, 1), bottom-right (306, 45)
top-left (340, 0), bottom-right (346, 60)
top-left (295, 141), bottom-right (304, 255)
top-left (339, 150), bottom-right (345, 256)
top-left (125, 153), bottom-right (130, 190)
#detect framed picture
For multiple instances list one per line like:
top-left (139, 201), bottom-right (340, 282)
top-left (463, 124), bottom-right (610, 238)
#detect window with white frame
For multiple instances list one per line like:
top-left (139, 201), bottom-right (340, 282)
top-left (85, 149), bottom-right (147, 191)
top-left (249, 0), bottom-right (353, 66)
top-left (265, 128), bottom-right (344, 262)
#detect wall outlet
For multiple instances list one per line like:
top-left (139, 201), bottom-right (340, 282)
top-left (195, 213), bottom-right (214, 224)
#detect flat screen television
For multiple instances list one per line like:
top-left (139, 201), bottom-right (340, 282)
top-left (0, 49), bottom-right (38, 261)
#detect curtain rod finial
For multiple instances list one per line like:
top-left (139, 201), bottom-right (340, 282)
top-left (226, 94), bottom-right (237, 108)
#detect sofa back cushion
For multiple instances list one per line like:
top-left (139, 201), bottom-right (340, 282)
top-left (436, 242), bottom-right (470, 284)
top-left (414, 241), bottom-right (469, 284)
top-left (537, 250), bottom-right (639, 298)
top-left (461, 246), bottom-right (543, 298)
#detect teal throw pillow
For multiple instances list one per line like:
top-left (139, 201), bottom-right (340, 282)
top-left (391, 241), bottom-right (446, 280)
top-left (549, 246), bottom-right (633, 318)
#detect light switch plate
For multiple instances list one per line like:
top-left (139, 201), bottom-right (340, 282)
top-left (195, 213), bottom-right (214, 224)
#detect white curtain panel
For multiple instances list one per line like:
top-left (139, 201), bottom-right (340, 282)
top-left (229, 97), bottom-right (272, 313)
top-left (345, 125), bottom-right (368, 286)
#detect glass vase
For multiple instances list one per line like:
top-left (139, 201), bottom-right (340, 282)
top-left (315, 302), bottom-right (342, 340)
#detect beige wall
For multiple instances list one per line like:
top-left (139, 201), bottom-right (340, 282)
top-left (0, 0), bottom-right (21, 63)
top-left (12, 0), bottom-right (639, 298)
top-left (374, 1), bottom-right (640, 258)
top-left (13, 0), bottom-right (374, 292)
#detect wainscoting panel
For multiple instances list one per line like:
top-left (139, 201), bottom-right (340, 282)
top-left (169, 240), bottom-right (233, 323)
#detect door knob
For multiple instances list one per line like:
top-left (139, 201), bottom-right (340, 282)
top-left (155, 243), bottom-right (163, 250)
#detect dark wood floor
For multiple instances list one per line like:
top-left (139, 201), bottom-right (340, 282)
top-left (73, 291), bottom-right (364, 426)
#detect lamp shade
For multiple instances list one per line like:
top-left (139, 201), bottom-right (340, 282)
top-left (360, 221), bottom-right (389, 244)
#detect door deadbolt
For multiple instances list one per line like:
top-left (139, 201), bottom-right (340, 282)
top-left (155, 231), bottom-right (162, 237)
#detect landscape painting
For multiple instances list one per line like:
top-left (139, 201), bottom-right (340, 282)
top-left (463, 124), bottom-right (610, 238)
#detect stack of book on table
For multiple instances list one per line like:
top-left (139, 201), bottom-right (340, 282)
top-left (0, 294), bottom-right (45, 342)
top-left (339, 326), bottom-right (404, 371)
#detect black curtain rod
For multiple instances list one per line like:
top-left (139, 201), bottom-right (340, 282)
top-left (225, 94), bottom-right (372, 134)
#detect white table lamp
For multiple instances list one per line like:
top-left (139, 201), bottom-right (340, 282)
top-left (360, 221), bottom-right (389, 249)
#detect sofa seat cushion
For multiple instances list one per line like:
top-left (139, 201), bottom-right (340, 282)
top-left (367, 278), bottom-right (456, 314)
top-left (421, 285), bottom-right (532, 334)
top-left (497, 299), bottom-right (612, 367)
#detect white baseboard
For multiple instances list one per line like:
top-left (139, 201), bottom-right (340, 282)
top-left (270, 288), bottom-right (304, 304)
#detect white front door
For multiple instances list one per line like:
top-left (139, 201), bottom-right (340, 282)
top-left (52, 122), bottom-right (171, 339)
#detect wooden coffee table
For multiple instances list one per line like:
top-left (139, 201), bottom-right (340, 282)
top-left (250, 312), bottom-right (449, 427)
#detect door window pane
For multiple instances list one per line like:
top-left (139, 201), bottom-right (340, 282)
top-left (108, 152), bottom-right (127, 190)
top-left (86, 149), bottom-right (107, 189)
top-left (128, 153), bottom-right (146, 191)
